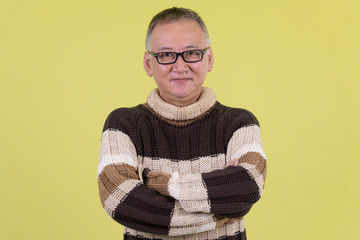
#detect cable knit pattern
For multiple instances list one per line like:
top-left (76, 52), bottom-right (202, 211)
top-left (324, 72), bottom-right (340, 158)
top-left (97, 87), bottom-right (267, 239)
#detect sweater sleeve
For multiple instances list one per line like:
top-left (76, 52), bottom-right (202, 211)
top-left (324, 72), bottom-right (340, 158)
top-left (97, 110), bottom-right (227, 236)
top-left (148, 122), bottom-right (267, 218)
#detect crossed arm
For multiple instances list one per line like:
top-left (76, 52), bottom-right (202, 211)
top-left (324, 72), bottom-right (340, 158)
top-left (98, 129), bottom-right (225, 236)
top-left (98, 124), bottom-right (266, 236)
top-left (144, 124), bottom-right (267, 217)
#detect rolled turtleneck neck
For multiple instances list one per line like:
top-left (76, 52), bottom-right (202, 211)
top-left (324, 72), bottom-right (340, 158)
top-left (146, 87), bottom-right (217, 121)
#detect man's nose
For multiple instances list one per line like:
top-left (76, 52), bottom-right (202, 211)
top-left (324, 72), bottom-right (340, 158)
top-left (172, 55), bottom-right (188, 72)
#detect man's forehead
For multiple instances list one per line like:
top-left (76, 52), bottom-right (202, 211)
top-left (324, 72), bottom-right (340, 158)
top-left (150, 21), bottom-right (207, 51)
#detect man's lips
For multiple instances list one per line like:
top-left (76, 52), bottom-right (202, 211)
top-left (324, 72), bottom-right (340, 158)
top-left (170, 78), bottom-right (192, 81)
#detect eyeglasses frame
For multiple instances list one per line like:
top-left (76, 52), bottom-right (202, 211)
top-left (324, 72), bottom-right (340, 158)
top-left (147, 47), bottom-right (210, 65)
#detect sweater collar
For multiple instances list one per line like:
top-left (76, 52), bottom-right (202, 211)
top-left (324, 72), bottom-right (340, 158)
top-left (146, 87), bottom-right (217, 121)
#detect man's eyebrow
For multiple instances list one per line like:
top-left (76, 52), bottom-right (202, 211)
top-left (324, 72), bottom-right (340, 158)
top-left (184, 45), bottom-right (199, 49)
top-left (158, 47), bottom-right (173, 51)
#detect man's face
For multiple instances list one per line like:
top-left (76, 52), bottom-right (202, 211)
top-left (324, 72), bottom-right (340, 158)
top-left (144, 20), bottom-right (214, 107)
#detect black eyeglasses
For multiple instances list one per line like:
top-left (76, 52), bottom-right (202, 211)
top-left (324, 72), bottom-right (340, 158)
top-left (148, 47), bottom-right (209, 65)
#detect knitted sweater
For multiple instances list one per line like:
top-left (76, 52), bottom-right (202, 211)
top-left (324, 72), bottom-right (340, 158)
top-left (97, 87), bottom-right (267, 240)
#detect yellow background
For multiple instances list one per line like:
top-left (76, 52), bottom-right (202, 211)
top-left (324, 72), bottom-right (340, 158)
top-left (1, 0), bottom-right (359, 239)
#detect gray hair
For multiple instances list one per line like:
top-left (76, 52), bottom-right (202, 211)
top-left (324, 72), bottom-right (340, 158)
top-left (145, 7), bottom-right (210, 50)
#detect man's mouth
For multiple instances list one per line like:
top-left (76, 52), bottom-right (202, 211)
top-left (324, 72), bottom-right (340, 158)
top-left (171, 78), bottom-right (191, 81)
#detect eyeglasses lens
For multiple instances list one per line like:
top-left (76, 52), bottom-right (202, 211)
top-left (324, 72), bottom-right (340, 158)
top-left (183, 50), bottom-right (202, 62)
top-left (157, 50), bottom-right (203, 64)
top-left (157, 52), bottom-right (176, 64)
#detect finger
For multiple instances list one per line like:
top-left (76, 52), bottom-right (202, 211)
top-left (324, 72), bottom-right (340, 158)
top-left (228, 158), bottom-right (238, 166)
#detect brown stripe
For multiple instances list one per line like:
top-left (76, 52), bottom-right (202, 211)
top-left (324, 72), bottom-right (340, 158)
top-left (146, 171), bottom-right (171, 196)
top-left (98, 164), bottom-right (139, 206)
top-left (225, 217), bottom-right (244, 225)
top-left (262, 162), bottom-right (267, 181)
top-left (215, 216), bottom-right (244, 228)
top-left (215, 217), bottom-right (229, 227)
top-left (98, 179), bottom-right (110, 207)
top-left (238, 152), bottom-right (266, 177)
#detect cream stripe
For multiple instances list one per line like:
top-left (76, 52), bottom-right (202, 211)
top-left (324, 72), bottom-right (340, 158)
top-left (177, 199), bottom-right (211, 213)
top-left (125, 218), bottom-right (245, 239)
top-left (98, 153), bottom-right (138, 176)
top-left (239, 217), bottom-right (245, 232)
top-left (142, 154), bottom-right (226, 175)
top-left (168, 172), bottom-right (211, 213)
top-left (169, 221), bottom-right (217, 236)
top-left (233, 143), bottom-right (266, 159)
top-left (226, 125), bottom-right (266, 162)
top-left (170, 202), bottom-right (214, 227)
top-left (230, 125), bottom-right (263, 144)
top-left (168, 172), bottom-right (208, 200)
top-left (223, 218), bottom-right (245, 234)
top-left (98, 129), bottom-right (138, 176)
top-left (103, 179), bottom-right (139, 213)
top-left (146, 87), bottom-right (217, 121)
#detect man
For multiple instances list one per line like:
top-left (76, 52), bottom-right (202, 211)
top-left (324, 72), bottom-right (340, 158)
top-left (97, 7), bottom-right (267, 240)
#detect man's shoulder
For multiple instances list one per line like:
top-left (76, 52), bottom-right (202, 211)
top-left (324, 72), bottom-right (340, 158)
top-left (102, 105), bottom-right (144, 132)
top-left (216, 103), bottom-right (260, 127)
top-left (107, 105), bottom-right (143, 117)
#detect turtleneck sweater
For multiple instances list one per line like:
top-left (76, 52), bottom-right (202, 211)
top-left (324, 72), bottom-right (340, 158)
top-left (97, 87), bottom-right (267, 240)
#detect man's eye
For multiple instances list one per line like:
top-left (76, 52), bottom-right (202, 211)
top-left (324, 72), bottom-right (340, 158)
top-left (185, 51), bottom-right (200, 56)
top-left (158, 52), bottom-right (174, 58)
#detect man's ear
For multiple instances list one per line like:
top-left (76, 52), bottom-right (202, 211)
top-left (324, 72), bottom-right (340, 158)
top-left (207, 47), bottom-right (214, 72)
top-left (144, 52), bottom-right (153, 77)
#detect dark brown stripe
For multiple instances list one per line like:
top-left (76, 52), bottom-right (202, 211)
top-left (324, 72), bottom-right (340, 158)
top-left (102, 104), bottom-right (260, 161)
top-left (206, 180), bottom-right (260, 198)
top-left (202, 166), bottom-right (260, 216)
top-left (202, 166), bottom-right (254, 186)
top-left (120, 184), bottom-right (174, 218)
top-left (218, 206), bottom-right (252, 219)
top-left (113, 184), bottom-right (175, 234)
top-left (114, 213), bottom-right (170, 236)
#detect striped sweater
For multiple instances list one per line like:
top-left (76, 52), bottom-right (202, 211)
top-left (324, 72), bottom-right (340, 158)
top-left (97, 87), bottom-right (267, 239)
